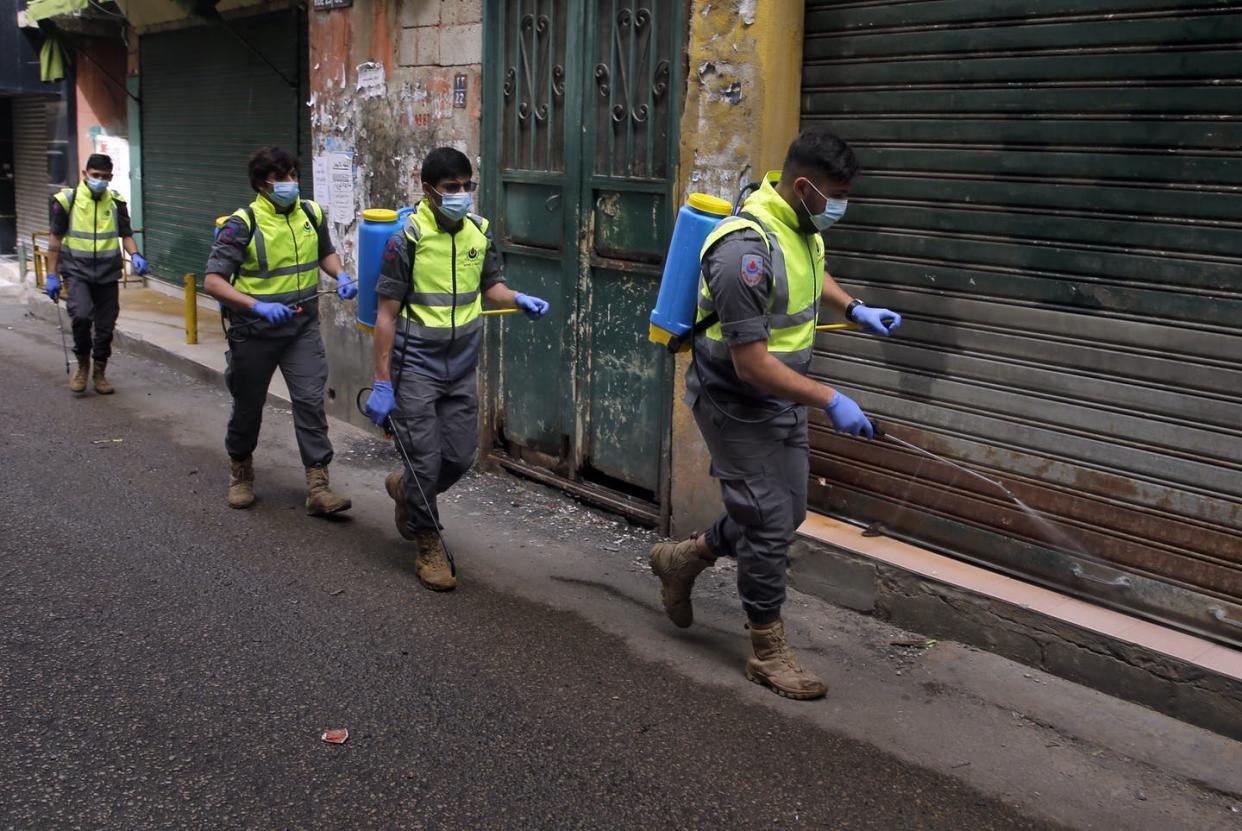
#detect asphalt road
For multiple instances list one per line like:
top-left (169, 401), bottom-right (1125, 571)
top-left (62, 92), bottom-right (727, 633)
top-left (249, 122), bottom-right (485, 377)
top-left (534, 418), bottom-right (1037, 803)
top-left (0, 308), bottom-right (1059, 830)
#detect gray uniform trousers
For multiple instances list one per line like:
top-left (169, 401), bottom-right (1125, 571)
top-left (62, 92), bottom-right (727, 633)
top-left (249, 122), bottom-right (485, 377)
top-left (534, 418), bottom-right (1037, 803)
top-left (224, 322), bottom-right (334, 468)
top-left (693, 401), bottom-right (809, 626)
top-left (66, 277), bottom-right (120, 362)
top-left (389, 369), bottom-right (479, 533)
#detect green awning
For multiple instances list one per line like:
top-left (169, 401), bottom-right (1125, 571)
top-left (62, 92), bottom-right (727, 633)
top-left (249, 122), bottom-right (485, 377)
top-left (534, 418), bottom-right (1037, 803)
top-left (25, 0), bottom-right (89, 22)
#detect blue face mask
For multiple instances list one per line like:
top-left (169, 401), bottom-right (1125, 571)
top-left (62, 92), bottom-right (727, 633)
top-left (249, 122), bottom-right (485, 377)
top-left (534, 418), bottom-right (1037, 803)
top-left (800, 179), bottom-right (848, 232)
top-left (85, 176), bottom-right (109, 195)
top-left (267, 180), bottom-right (300, 209)
top-left (435, 189), bottom-right (472, 222)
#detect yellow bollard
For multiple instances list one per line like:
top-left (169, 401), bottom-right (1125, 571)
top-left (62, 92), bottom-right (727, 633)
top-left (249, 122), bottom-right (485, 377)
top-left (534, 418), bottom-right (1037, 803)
top-left (184, 273), bottom-right (198, 345)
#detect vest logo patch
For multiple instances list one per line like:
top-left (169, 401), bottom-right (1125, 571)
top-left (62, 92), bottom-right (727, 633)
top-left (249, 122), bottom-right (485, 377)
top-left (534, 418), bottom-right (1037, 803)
top-left (467, 247), bottom-right (479, 260)
top-left (383, 238), bottom-right (400, 262)
top-left (741, 254), bottom-right (764, 286)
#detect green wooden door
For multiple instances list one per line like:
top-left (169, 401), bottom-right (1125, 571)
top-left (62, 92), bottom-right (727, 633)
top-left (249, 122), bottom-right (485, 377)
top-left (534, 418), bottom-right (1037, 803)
top-left (483, 0), bottom-right (681, 524)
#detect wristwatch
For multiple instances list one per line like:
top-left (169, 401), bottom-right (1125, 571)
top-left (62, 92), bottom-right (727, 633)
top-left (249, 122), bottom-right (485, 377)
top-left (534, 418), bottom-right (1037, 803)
top-left (845, 299), bottom-right (865, 322)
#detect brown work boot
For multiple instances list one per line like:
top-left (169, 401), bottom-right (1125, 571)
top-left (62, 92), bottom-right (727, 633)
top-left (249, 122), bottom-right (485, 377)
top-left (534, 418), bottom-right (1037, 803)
top-left (649, 536), bottom-right (713, 628)
top-left (384, 470), bottom-right (417, 540)
top-left (305, 466), bottom-right (351, 516)
top-left (228, 456), bottom-right (255, 509)
top-left (92, 360), bottom-right (114, 395)
top-left (745, 620), bottom-right (828, 700)
top-left (69, 358), bottom-right (89, 393)
top-left (413, 529), bottom-right (456, 591)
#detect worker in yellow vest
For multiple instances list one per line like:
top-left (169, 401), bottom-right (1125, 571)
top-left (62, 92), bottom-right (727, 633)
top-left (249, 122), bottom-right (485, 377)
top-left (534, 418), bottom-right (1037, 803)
top-left (44, 153), bottom-right (148, 394)
top-left (364, 147), bottom-right (550, 592)
top-left (203, 146), bottom-right (356, 517)
top-left (648, 129), bottom-right (902, 700)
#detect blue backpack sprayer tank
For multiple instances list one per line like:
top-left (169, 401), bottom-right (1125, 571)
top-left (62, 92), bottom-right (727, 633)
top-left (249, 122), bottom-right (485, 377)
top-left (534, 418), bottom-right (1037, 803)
top-left (356, 206), bottom-right (415, 331)
top-left (648, 192), bottom-right (734, 352)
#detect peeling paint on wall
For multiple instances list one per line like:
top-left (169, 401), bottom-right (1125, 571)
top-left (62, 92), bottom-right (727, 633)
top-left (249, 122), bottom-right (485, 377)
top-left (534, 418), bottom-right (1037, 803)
top-left (309, 0), bottom-right (482, 270)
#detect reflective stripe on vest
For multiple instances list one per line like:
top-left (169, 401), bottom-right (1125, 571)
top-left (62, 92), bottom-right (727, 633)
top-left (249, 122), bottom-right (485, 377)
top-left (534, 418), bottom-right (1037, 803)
top-left (399, 199), bottom-right (490, 334)
top-left (230, 198), bottom-right (323, 301)
top-left (695, 173), bottom-right (824, 360)
top-left (54, 184), bottom-right (122, 258)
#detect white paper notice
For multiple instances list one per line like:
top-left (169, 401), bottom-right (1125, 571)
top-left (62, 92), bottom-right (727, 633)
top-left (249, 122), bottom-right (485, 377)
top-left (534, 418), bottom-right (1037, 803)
top-left (328, 154), bottom-right (354, 222)
top-left (356, 62), bottom-right (386, 99)
top-left (311, 156), bottom-right (331, 215)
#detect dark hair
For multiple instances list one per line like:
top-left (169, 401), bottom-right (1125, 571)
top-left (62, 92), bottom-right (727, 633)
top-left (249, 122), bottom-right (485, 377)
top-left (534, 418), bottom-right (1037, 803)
top-left (248, 146), bottom-right (299, 192)
top-left (420, 147), bottom-right (472, 187)
top-left (783, 128), bottom-right (858, 184)
top-left (85, 153), bottom-right (113, 172)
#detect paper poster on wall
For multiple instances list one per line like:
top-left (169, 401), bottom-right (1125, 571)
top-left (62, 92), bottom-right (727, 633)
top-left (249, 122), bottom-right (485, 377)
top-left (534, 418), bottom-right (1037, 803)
top-left (312, 156), bottom-right (332, 215)
top-left (93, 134), bottom-right (131, 202)
top-left (356, 62), bottom-right (386, 99)
top-left (328, 153), bottom-right (354, 223)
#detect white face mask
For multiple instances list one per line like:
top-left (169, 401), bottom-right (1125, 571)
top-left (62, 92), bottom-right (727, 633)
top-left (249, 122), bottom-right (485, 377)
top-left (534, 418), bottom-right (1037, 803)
top-left (800, 179), bottom-right (848, 231)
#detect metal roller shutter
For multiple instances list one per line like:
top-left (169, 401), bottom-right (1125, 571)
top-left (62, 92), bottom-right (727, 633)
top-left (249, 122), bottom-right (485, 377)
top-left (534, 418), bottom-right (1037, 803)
top-left (801, 1), bottom-right (1242, 646)
top-left (13, 96), bottom-right (52, 256)
top-left (140, 9), bottom-right (310, 285)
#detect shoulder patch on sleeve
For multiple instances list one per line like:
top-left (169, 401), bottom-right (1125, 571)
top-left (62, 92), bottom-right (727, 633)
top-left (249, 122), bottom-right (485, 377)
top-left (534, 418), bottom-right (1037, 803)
top-left (741, 253), bottom-right (765, 286)
top-left (383, 236), bottom-right (401, 262)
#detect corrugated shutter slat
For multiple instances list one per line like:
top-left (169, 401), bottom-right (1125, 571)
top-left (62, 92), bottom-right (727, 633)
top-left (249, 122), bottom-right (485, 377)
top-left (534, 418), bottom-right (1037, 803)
top-left (801, 1), bottom-right (1242, 645)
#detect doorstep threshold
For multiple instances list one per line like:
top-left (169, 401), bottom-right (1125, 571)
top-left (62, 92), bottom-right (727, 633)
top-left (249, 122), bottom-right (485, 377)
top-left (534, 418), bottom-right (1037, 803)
top-left (798, 512), bottom-right (1242, 683)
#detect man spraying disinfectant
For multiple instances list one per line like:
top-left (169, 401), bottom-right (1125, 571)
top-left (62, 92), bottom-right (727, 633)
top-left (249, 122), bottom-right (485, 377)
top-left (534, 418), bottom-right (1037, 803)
top-left (648, 128), bottom-right (902, 700)
top-left (364, 147), bottom-right (551, 592)
top-left (44, 153), bottom-right (149, 395)
top-left (203, 146), bottom-right (357, 517)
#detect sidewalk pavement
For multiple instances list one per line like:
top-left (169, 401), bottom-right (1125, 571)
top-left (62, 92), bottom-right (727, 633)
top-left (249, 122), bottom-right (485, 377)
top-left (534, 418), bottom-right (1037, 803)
top-left (9, 286), bottom-right (1242, 829)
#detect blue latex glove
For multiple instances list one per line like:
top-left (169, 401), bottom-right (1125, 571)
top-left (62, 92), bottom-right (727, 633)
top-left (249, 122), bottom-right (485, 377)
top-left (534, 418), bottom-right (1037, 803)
top-left (365, 380), bottom-right (396, 427)
top-left (336, 272), bottom-right (358, 300)
top-left (849, 304), bottom-right (902, 336)
top-left (514, 292), bottom-right (550, 320)
top-left (131, 253), bottom-right (149, 275)
top-left (252, 301), bottom-right (295, 325)
top-left (45, 273), bottom-right (61, 302)
top-left (826, 391), bottom-right (873, 439)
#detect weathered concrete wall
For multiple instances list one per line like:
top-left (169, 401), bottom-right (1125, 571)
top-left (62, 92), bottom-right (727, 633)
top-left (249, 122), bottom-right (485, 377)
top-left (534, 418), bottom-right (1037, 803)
top-left (669, 0), bottom-right (805, 537)
top-left (74, 40), bottom-right (128, 173)
top-left (308, 0), bottom-right (483, 429)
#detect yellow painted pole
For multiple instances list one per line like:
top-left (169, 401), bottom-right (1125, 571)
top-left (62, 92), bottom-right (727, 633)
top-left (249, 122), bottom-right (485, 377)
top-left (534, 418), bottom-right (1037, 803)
top-left (184, 274), bottom-right (198, 344)
top-left (816, 322), bottom-right (863, 332)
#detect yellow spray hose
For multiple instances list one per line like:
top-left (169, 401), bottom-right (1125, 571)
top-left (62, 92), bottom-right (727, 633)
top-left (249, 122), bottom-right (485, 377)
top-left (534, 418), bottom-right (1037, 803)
top-left (481, 308), bottom-right (522, 316)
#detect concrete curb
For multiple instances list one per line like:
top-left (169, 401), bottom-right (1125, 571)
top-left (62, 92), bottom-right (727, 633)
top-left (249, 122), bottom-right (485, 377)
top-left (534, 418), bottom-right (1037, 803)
top-left (789, 537), bottom-right (1242, 742)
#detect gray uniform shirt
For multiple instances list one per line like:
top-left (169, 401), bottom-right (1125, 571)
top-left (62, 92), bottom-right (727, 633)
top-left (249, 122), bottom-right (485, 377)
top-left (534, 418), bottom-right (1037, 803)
top-left (204, 202), bottom-right (336, 339)
top-left (684, 227), bottom-right (807, 416)
top-left (49, 191), bottom-right (133, 284)
top-left (376, 216), bottom-right (505, 382)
